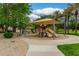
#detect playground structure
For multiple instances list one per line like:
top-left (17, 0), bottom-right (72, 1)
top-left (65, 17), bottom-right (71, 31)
top-left (32, 19), bottom-right (62, 38)
top-left (46, 28), bottom-right (57, 38)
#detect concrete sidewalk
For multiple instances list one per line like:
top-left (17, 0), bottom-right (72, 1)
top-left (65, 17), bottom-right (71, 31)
top-left (26, 45), bottom-right (63, 56)
top-left (22, 35), bottom-right (79, 56)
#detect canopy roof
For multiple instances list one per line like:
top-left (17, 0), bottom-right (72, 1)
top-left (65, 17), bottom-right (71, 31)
top-left (32, 19), bottom-right (62, 25)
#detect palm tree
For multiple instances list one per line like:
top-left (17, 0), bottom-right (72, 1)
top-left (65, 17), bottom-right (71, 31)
top-left (52, 11), bottom-right (60, 32)
top-left (63, 6), bottom-right (73, 34)
top-left (68, 3), bottom-right (79, 35)
top-left (69, 4), bottom-right (79, 35)
top-left (49, 11), bottom-right (63, 32)
top-left (74, 9), bottom-right (78, 35)
top-left (63, 11), bottom-right (67, 35)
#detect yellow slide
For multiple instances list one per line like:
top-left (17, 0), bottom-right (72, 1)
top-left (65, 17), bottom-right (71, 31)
top-left (46, 28), bottom-right (57, 38)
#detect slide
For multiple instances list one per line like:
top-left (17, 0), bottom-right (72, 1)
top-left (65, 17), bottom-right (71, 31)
top-left (46, 28), bottom-right (57, 38)
top-left (46, 31), bottom-right (53, 38)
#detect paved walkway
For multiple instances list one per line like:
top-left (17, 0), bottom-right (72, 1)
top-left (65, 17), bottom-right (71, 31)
top-left (22, 35), bottom-right (79, 56)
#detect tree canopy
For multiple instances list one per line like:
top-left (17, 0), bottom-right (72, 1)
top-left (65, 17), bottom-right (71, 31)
top-left (0, 3), bottom-right (31, 32)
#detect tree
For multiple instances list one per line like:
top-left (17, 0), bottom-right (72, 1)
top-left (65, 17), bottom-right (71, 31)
top-left (68, 3), bottom-right (79, 35)
top-left (63, 6), bottom-right (73, 34)
top-left (51, 11), bottom-right (64, 32)
top-left (0, 3), bottom-right (31, 34)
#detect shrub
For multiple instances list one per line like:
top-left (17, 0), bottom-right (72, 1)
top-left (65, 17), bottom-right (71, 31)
top-left (7, 30), bottom-right (13, 32)
top-left (4, 31), bottom-right (13, 38)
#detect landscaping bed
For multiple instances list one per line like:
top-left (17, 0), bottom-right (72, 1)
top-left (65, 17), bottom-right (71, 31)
top-left (0, 37), bottom-right (28, 56)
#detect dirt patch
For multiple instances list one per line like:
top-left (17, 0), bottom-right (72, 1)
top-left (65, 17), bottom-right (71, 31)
top-left (0, 38), bottom-right (28, 56)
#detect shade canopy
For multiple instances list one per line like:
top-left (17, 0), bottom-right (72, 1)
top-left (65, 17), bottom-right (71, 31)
top-left (32, 19), bottom-right (62, 25)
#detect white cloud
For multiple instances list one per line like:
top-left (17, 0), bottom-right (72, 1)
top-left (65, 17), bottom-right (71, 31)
top-left (29, 8), bottom-right (64, 21)
top-left (32, 8), bottom-right (64, 16)
top-left (28, 14), bottom-right (40, 21)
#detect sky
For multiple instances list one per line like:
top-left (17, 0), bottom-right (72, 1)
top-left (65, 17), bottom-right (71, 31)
top-left (31, 3), bottom-right (68, 10)
top-left (29, 3), bottom-right (68, 21)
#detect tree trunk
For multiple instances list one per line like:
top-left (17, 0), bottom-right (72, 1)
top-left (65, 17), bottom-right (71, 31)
top-left (5, 25), bottom-right (8, 31)
top-left (1, 25), bottom-right (5, 32)
top-left (20, 27), bottom-right (22, 35)
top-left (64, 15), bottom-right (67, 35)
top-left (53, 24), bottom-right (56, 33)
top-left (67, 15), bottom-right (70, 34)
top-left (22, 28), bottom-right (25, 34)
top-left (13, 26), bottom-right (16, 32)
top-left (75, 15), bottom-right (77, 35)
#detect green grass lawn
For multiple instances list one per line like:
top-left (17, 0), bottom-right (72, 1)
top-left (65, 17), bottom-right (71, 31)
top-left (57, 29), bottom-right (79, 35)
top-left (57, 43), bottom-right (79, 56)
